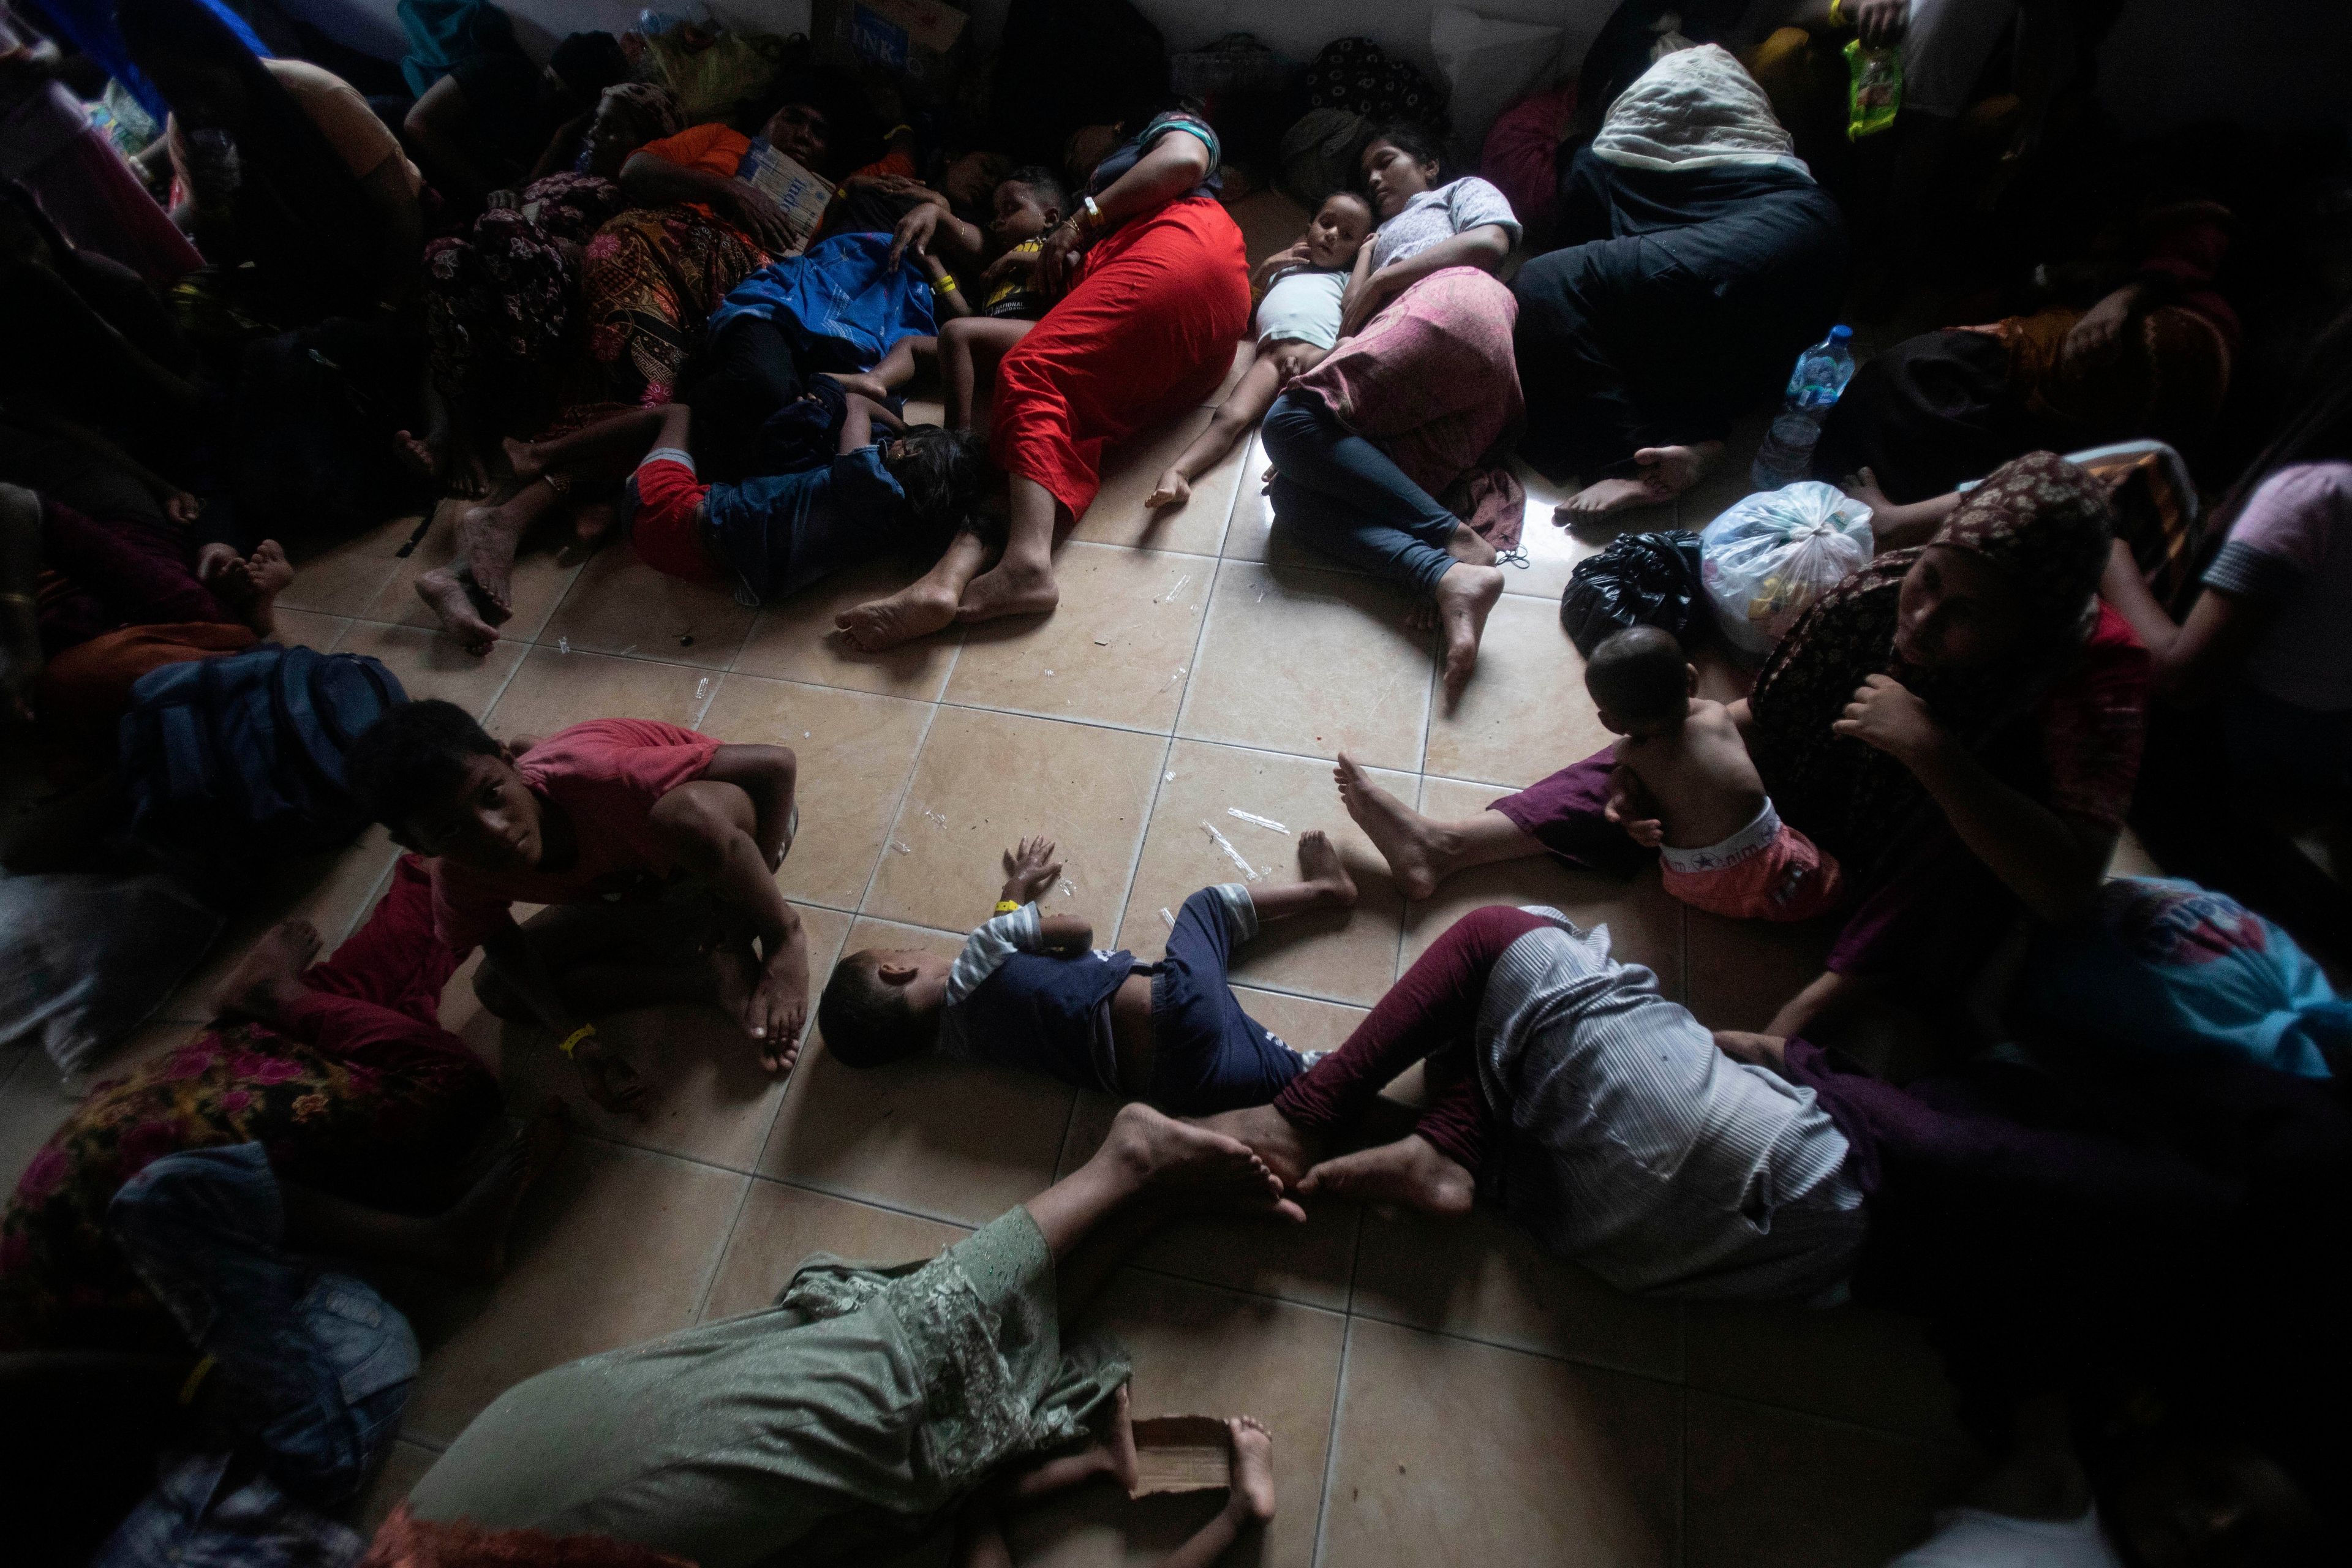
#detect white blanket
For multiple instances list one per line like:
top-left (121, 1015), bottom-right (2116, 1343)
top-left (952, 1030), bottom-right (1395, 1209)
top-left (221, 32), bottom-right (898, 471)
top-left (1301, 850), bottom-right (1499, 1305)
top-left (1591, 43), bottom-right (1811, 178)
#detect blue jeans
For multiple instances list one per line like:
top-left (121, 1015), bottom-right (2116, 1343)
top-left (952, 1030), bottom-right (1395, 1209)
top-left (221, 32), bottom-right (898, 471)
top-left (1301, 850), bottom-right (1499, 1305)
top-left (1260, 390), bottom-right (1460, 594)
top-left (107, 1144), bottom-right (417, 1504)
top-left (1144, 886), bottom-right (1307, 1113)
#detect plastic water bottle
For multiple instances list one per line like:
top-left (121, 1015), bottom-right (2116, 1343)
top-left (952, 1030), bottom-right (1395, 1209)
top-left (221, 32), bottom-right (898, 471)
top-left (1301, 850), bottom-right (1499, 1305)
top-left (1750, 325), bottom-right (1856, 491)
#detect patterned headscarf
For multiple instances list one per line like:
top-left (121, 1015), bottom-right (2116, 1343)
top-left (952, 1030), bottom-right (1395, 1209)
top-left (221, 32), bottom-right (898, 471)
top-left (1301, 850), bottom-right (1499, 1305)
top-left (600, 81), bottom-right (685, 144)
top-left (1746, 452), bottom-right (2114, 864)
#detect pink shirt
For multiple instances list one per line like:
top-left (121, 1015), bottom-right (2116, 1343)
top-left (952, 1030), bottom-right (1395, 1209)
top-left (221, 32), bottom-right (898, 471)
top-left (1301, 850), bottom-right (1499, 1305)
top-left (2203, 462), bottom-right (2352, 712)
top-left (430, 718), bottom-right (723, 951)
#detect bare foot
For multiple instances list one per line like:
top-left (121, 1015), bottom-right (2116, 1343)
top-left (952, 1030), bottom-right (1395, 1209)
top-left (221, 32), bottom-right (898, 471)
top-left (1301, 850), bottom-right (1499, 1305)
top-left (1105, 1103), bottom-right (1305, 1222)
top-left (1146, 468), bottom-right (1191, 510)
top-left (710, 942), bottom-right (758, 1027)
top-left (238, 540), bottom-right (292, 634)
top-left (393, 429), bottom-right (437, 481)
top-left (1333, 752), bottom-right (1446, 900)
top-left (456, 502), bottom-right (526, 611)
top-left (1227, 1416), bottom-right (1276, 1522)
top-left (1434, 564), bottom-right (1504, 708)
top-left (1192, 1103), bottom-right (1321, 1193)
top-left (1297, 1134), bottom-right (1476, 1216)
top-left (195, 541), bottom-right (242, 589)
top-left (836, 579), bottom-right (961, 652)
top-left (818, 370), bottom-right (892, 404)
top-left (500, 435), bottom-right (544, 484)
top-left (435, 1100), bottom-right (569, 1280)
top-left (213, 919), bottom-right (321, 1021)
top-left (956, 555), bottom-right (1060, 625)
top-left (1403, 600), bottom-right (1436, 633)
top-left (1105, 1385), bottom-right (1140, 1494)
top-left (1445, 521), bottom-right (1497, 567)
top-left (1296, 829), bottom-right (1358, 910)
top-left (415, 564), bottom-right (502, 656)
top-left (1554, 442), bottom-right (1721, 519)
top-left (571, 495), bottom-right (621, 545)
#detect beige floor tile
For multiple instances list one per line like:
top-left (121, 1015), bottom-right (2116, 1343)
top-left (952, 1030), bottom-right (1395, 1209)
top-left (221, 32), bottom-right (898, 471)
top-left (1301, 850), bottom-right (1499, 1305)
top-left (480, 645), bottom-right (715, 742)
top-left (269, 608), bottom-right (351, 651)
top-left (732, 557), bottom-right (965, 701)
top-left (1425, 592), bottom-right (1610, 790)
top-left (1009, 1270), bottom-right (1343, 1568)
top-left (1058, 1091), bottom-right (1361, 1311)
top-left (1069, 410), bottom-right (1242, 558)
top-left (946, 543), bottom-right (1213, 730)
top-left (1500, 464), bottom-right (1602, 606)
top-left (400, 1139), bottom-right (746, 1444)
top-left (280, 513), bottom-right (417, 617)
top-left (1684, 1299), bottom-right (1966, 1444)
top-left (1352, 1201), bottom-right (1682, 1378)
top-left (358, 501), bottom-right (589, 647)
top-left (1683, 1392), bottom-right (1972, 1568)
top-left (1321, 1316), bottom-right (1681, 1568)
top-left (900, 397), bottom-right (946, 426)
top-left (1402, 777), bottom-right (1686, 999)
top-left (697, 676), bottom-right (932, 910)
top-left (766, 918), bottom-right (1075, 1223)
top-left (699, 1180), bottom-right (971, 1321)
top-left (864, 706), bottom-right (1164, 936)
top-left (358, 1438), bottom-right (442, 1534)
top-left (334, 619), bottom-right (528, 719)
top-left (1114, 740), bottom-right (1410, 1007)
top-left (1681, 907), bottom-right (1835, 1032)
top-left (541, 546), bottom-right (758, 669)
top-left (1178, 561), bottom-right (1431, 772)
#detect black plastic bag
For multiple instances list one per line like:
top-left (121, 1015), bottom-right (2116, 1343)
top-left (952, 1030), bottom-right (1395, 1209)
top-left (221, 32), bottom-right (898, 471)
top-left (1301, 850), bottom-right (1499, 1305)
top-left (1558, 529), bottom-right (1706, 657)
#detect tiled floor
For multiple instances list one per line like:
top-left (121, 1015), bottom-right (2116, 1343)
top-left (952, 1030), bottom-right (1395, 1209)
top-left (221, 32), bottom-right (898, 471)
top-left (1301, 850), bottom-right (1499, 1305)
top-left (0, 209), bottom-right (1982, 1564)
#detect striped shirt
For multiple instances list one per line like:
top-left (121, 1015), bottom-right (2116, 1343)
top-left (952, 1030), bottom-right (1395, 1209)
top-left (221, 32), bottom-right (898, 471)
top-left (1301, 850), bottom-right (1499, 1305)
top-left (1476, 913), bottom-right (1865, 1302)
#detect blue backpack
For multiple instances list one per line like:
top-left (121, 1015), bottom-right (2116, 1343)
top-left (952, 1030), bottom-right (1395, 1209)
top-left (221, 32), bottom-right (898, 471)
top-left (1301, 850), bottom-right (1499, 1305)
top-left (118, 644), bottom-right (407, 876)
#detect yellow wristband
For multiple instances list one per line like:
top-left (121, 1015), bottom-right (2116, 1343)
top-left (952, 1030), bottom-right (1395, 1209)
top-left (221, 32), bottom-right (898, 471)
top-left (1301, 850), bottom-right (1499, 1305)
top-left (557, 1022), bottom-right (597, 1057)
top-left (994, 900), bottom-right (1022, 914)
top-left (933, 273), bottom-right (957, 293)
top-left (178, 1354), bottom-right (218, 1407)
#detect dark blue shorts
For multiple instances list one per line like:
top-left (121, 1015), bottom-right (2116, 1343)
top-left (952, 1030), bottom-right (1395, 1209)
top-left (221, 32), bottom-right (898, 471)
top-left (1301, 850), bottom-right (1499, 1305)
top-left (1145, 886), bottom-right (1306, 1114)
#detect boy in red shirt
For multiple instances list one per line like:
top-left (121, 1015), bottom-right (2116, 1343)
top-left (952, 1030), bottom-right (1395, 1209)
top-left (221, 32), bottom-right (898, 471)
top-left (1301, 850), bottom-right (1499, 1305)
top-left (347, 700), bottom-right (809, 1114)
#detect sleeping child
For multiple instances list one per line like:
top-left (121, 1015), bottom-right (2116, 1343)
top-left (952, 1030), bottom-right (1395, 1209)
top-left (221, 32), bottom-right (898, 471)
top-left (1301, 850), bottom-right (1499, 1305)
top-left (935, 165), bottom-right (1066, 431)
top-left (1147, 190), bottom-right (1374, 510)
top-left (817, 830), bottom-right (1361, 1112)
top-left (1588, 625), bottom-right (1844, 922)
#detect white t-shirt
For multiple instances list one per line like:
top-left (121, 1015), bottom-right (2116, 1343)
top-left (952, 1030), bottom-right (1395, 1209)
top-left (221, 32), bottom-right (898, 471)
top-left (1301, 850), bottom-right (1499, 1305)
top-left (1255, 268), bottom-right (1347, 349)
top-left (1368, 175), bottom-right (1521, 271)
top-left (1888, 1507), bottom-right (2125, 1568)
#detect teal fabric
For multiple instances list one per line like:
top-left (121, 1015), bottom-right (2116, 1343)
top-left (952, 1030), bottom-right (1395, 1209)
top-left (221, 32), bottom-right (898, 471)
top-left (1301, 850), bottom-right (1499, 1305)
top-left (407, 1208), bottom-right (1126, 1567)
top-left (395, 0), bottom-right (520, 97)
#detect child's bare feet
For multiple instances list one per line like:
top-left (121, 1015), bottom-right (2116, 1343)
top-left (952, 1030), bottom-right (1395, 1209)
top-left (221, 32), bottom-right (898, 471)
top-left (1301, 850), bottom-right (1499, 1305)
top-left (434, 1099), bottom-right (569, 1280)
top-left (214, 918), bottom-right (321, 1021)
top-left (1333, 753), bottom-right (1446, 900)
top-left (817, 370), bottom-right (892, 404)
top-left (836, 580), bottom-right (961, 652)
top-left (195, 541), bottom-right (242, 589)
top-left (956, 555), bottom-right (1060, 625)
top-left (1554, 442), bottom-right (1721, 519)
top-left (457, 502), bottom-right (527, 611)
top-left (394, 428), bottom-right (439, 481)
top-left (500, 435), bottom-right (545, 484)
top-left (1296, 829), bottom-right (1358, 910)
top-left (1297, 1134), bottom-right (1476, 1216)
top-left (1434, 563), bottom-right (1504, 707)
top-left (415, 564), bottom-right (503, 656)
top-left (1106, 1384), bottom-right (1140, 1494)
top-left (1106, 1103), bottom-right (1304, 1222)
top-left (1227, 1416), bottom-right (1276, 1522)
top-left (235, 540), bottom-right (292, 633)
top-left (1192, 1103), bottom-right (1321, 1192)
top-left (1147, 467), bottom-right (1192, 510)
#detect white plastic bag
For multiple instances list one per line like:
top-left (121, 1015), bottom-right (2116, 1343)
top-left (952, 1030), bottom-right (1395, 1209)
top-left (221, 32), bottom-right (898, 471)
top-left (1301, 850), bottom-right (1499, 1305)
top-left (1699, 481), bottom-right (1875, 656)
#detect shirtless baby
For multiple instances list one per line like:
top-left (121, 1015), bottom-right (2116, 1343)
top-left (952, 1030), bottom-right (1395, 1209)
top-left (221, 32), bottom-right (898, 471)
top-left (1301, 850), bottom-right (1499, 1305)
top-left (1587, 626), bottom-right (1843, 922)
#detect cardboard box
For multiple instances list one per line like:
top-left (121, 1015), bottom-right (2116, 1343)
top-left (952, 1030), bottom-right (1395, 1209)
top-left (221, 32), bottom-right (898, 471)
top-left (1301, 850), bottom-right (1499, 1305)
top-left (815, 0), bottom-right (969, 96)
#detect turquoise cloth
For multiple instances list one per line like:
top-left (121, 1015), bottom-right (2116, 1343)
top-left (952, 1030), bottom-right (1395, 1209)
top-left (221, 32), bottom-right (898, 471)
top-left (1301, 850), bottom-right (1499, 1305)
top-left (2020, 877), bottom-right (2348, 1079)
top-left (407, 1207), bottom-right (1125, 1568)
top-left (394, 0), bottom-right (519, 97)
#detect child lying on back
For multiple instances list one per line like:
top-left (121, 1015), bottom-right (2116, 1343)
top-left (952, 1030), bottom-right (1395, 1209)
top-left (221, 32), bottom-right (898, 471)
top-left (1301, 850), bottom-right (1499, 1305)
top-left (1589, 626), bottom-right (1844, 922)
top-left (1147, 190), bottom-right (1375, 510)
top-left (818, 831), bottom-right (1360, 1111)
top-left (349, 699), bottom-right (810, 1115)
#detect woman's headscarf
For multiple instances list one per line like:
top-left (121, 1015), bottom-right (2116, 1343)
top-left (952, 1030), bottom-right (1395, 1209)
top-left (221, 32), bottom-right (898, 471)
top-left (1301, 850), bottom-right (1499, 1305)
top-left (1748, 451), bottom-right (2116, 861)
top-left (599, 81), bottom-right (685, 145)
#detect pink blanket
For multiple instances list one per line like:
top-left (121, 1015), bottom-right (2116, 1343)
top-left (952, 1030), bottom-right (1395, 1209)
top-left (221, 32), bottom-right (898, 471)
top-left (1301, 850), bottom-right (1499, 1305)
top-left (1290, 266), bottom-right (1527, 550)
